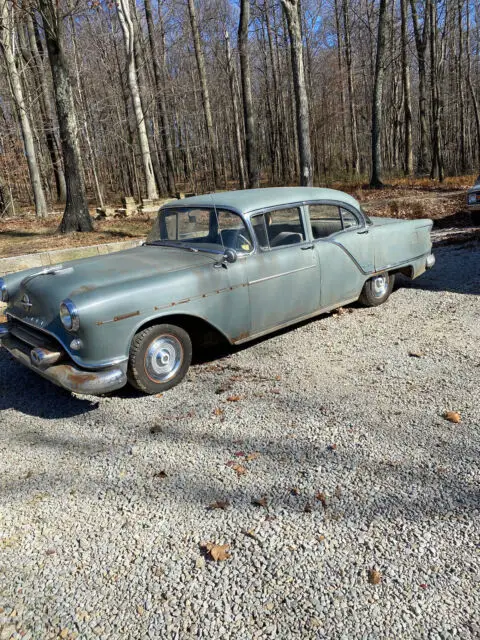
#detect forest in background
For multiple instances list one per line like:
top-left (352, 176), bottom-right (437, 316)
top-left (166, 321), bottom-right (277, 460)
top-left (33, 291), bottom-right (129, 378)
top-left (0, 0), bottom-right (479, 232)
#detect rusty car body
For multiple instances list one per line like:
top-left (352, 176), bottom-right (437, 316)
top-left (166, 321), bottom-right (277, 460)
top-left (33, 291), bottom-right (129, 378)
top-left (0, 187), bottom-right (435, 395)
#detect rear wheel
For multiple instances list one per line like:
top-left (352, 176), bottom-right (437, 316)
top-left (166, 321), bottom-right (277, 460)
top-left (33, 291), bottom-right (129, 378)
top-left (359, 272), bottom-right (395, 307)
top-left (127, 324), bottom-right (192, 394)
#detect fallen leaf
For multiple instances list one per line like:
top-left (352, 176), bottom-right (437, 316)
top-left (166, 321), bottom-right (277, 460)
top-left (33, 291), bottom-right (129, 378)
top-left (304, 502), bottom-right (313, 513)
top-left (275, 375), bottom-right (281, 381)
top-left (149, 424), bottom-right (163, 434)
top-left (315, 492), bottom-right (327, 509)
top-left (200, 542), bottom-right (231, 561)
top-left (245, 452), bottom-right (260, 462)
top-left (46, 549), bottom-right (56, 556)
top-left (243, 529), bottom-right (256, 538)
top-left (335, 485), bottom-right (342, 499)
top-left (137, 605), bottom-right (145, 616)
top-left (291, 487), bottom-right (300, 496)
top-left (154, 393), bottom-right (164, 398)
top-left (408, 351), bottom-right (424, 358)
top-left (443, 411), bottom-right (461, 423)
top-left (226, 395), bottom-right (242, 402)
top-left (317, 534), bottom-right (325, 542)
top-left (215, 385), bottom-right (231, 394)
top-left (252, 496), bottom-right (268, 508)
top-left (207, 500), bottom-right (230, 510)
top-left (272, 389), bottom-right (281, 394)
top-left (153, 470), bottom-right (168, 479)
top-left (234, 451), bottom-right (246, 457)
top-left (213, 408), bottom-right (224, 416)
top-left (419, 583), bottom-right (428, 589)
top-left (232, 463), bottom-right (247, 476)
top-left (327, 443), bottom-right (337, 451)
top-left (265, 514), bottom-right (277, 522)
top-left (368, 568), bottom-right (382, 585)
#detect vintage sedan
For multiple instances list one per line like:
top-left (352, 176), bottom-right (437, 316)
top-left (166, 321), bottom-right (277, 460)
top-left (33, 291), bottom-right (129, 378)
top-left (466, 175), bottom-right (480, 222)
top-left (0, 187), bottom-right (435, 395)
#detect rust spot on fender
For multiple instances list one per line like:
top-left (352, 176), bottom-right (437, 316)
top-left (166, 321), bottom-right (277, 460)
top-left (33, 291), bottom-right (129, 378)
top-left (69, 284), bottom-right (97, 296)
top-left (232, 331), bottom-right (250, 343)
top-left (113, 311), bottom-right (140, 322)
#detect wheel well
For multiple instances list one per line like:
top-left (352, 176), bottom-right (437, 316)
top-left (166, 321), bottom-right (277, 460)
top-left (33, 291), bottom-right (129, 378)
top-left (131, 314), bottom-right (230, 352)
top-left (391, 266), bottom-right (414, 278)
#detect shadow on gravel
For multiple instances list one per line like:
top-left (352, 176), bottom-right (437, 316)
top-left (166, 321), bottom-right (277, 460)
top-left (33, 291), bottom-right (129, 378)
top-left (397, 243), bottom-right (480, 295)
top-left (0, 351), bottom-right (98, 418)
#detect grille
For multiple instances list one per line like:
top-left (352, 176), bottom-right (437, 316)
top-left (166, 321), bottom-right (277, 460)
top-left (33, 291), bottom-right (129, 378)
top-left (8, 317), bottom-right (61, 352)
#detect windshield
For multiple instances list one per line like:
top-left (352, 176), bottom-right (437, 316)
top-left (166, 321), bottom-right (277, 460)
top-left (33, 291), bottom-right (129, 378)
top-left (146, 207), bottom-right (254, 254)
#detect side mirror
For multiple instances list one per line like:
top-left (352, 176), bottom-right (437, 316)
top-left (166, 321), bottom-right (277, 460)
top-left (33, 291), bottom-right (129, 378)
top-left (223, 248), bottom-right (237, 264)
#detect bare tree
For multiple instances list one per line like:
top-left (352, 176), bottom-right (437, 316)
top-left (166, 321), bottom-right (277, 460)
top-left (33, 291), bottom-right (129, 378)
top-left (117, 0), bottom-right (158, 201)
top-left (400, 0), bottom-right (414, 175)
top-left (238, 0), bottom-right (259, 188)
top-left (280, 0), bottom-right (312, 186)
top-left (187, 0), bottom-right (219, 188)
top-left (370, 0), bottom-right (389, 188)
top-left (38, 0), bottom-right (93, 232)
top-left (0, 0), bottom-right (48, 217)
top-left (225, 30), bottom-right (246, 189)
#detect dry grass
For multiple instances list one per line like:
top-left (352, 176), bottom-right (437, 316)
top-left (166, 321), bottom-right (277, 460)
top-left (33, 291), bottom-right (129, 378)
top-left (0, 213), bottom-right (152, 259)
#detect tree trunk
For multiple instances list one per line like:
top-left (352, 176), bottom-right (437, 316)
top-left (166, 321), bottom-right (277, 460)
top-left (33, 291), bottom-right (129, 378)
top-left (144, 0), bottom-right (176, 195)
top-left (400, 0), bottom-right (414, 175)
top-left (370, 0), bottom-right (389, 188)
top-left (0, 0), bottom-right (48, 217)
top-left (342, 0), bottom-right (360, 175)
top-left (238, 0), bottom-right (260, 188)
top-left (187, 0), bottom-right (219, 188)
top-left (225, 31), bottom-right (246, 189)
top-left (466, 0), bottom-right (480, 164)
top-left (38, 0), bottom-right (93, 232)
top-left (429, 0), bottom-right (444, 181)
top-left (117, 0), bottom-right (159, 201)
top-left (25, 14), bottom-right (66, 203)
top-left (281, 0), bottom-right (312, 186)
top-left (410, 0), bottom-right (429, 174)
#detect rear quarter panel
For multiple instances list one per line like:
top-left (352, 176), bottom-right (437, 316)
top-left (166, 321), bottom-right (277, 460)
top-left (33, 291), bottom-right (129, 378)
top-left (370, 218), bottom-right (433, 272)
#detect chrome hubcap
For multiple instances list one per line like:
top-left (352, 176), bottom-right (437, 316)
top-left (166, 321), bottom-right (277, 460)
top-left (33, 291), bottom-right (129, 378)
top-left (372, 274), bottom-right (388, 298)
top-left (145, 335), bottom-right (183, 383)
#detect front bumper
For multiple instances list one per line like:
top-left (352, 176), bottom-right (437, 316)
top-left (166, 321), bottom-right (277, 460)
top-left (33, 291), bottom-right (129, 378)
top-left (0, 325), bottom-right (127, 395)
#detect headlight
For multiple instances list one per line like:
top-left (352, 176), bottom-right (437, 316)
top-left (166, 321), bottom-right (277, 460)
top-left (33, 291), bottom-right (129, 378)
top-left (0, 278), bottom-right (8, 302)
top-left (60, 299), bottom-right (80, 332)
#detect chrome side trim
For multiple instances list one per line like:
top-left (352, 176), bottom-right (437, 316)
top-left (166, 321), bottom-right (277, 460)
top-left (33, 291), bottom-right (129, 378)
top-left (232, 296), bottom-right (359, 345)
top-left (249, 264), bottom-right (317, 285)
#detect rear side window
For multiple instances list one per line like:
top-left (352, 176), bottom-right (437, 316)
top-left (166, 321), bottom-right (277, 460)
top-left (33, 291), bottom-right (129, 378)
top-left (309, 204), bottom-right (342, 238)
top-left (251, 207), bottom-right (306, 249)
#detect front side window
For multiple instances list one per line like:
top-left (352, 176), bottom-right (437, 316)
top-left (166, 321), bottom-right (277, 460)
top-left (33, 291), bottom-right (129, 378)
top-left (251, 207), bottom-right (306, 249)
top-left (147, 208), bottom-right (253, 254)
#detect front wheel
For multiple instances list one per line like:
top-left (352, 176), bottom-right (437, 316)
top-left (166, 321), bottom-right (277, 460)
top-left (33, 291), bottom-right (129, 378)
top-left (127, 324), bottom-right (192, 394)
top-left (359, 272), bottom-right (395, 307)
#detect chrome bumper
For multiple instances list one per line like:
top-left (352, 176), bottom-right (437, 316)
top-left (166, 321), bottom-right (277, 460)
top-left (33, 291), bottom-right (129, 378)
top-left (0, 326), bottom-right (127, 395)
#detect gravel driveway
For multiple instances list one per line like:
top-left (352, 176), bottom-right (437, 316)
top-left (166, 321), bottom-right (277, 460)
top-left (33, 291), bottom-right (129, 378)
top-left (1, 243), bottom-right (479, 640)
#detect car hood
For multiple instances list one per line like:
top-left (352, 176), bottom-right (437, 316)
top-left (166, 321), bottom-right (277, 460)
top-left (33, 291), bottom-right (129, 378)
top-left (7, 245), bottom-right (215, 324)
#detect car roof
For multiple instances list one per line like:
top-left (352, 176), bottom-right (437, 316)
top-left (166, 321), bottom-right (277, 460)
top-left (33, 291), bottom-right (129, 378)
top-left (162, 187), bottom-right (361, 216)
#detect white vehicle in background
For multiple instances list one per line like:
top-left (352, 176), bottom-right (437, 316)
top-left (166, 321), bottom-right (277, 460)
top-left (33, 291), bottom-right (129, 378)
top-left (467, 175), bottom-right (480, 223)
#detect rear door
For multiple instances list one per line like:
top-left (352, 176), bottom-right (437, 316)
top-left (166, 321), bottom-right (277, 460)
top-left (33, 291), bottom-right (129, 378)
top-left (245, 206), bottom-right (320, 335)
top-left (308, 202), bottom-right (373, 307)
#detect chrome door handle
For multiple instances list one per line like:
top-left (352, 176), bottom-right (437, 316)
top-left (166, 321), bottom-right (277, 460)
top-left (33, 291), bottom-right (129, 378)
top-left (357, 229), bottom-right (369, 235)
top-left (301, 243), bottom-right (314, 250)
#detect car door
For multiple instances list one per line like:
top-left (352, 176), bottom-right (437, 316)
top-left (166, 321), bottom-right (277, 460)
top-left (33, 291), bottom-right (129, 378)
top-left (245, 206), bottom-right (320, 336)
top-left (308, 202), bottom-right (373, 308)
